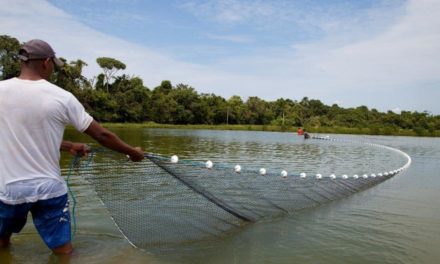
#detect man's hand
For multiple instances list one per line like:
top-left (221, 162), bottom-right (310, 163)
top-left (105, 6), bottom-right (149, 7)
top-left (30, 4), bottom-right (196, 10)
top-left (69, 143), bottom-right (91, 157)
top-left (128, 147), bottom-right (144, 162)
top-left (61, 141), bottom-right (90, 157)
top-left (84, 121), bottom-right (145, 162)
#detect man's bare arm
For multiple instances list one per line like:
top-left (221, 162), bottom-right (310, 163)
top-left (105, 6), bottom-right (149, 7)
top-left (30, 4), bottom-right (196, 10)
top-left (83, 120), bottom-right (144, 162)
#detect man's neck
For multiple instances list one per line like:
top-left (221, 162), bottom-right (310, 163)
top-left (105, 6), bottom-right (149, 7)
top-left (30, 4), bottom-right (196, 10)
top-left (18, 68), bottom-right (45, 81)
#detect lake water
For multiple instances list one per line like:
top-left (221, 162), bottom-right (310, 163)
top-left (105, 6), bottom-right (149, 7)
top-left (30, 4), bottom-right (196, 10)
top-left (1, 128), bottom-right (439, 264)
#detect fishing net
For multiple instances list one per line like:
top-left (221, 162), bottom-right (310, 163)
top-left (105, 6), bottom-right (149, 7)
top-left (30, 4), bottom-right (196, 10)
top-left (69, 136), bottom-right (411, 249)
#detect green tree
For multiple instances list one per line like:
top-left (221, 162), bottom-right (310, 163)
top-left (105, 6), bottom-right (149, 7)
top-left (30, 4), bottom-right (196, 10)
top-left (155, 80), bottom-right (172, 95)
top-left (227, 96), bottom-right (245, 124)
top-left (270, 98), bottom-right (297, 128)
top-left (170, 84), bottom-right (199, 124)
top-left (52, 59), bottom-right (91, 94)
top-left (150, 92), bottom-right (178, 123)
top-left (200, 94), bottom-right (227, 124)
top-left (85, 90), bottom-right (120, 121)
top-left (96, 57), bottom-right (126, 92)
top-left (0, 35), bottom-right (21, 80)
top-left (112, 75), bottom-right (151, 122)
top-left (245, 96), bottom-right (273, 125)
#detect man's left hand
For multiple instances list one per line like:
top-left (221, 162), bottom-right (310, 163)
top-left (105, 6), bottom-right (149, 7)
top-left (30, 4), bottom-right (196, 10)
top-left (68, 143), bottom-right (90, 157)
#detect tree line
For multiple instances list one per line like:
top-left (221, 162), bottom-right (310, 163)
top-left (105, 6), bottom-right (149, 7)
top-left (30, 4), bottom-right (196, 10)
top-left (1, 35), bottom-right (439, 136)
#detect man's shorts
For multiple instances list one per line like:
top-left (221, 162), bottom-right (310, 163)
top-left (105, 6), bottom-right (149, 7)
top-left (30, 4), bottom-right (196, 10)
top-left (0, 194), bottom-right (71, 249)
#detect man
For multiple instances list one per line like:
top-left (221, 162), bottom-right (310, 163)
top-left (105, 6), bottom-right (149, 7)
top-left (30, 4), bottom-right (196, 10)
top-left (304, 131), bottom-right (310, 139)
top-left (0, 39), bottom-right (144, 254)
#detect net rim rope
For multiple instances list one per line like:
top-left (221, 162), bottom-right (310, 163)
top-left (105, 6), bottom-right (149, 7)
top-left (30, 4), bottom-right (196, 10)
top-left (144, 136), bottom-right (411, 179)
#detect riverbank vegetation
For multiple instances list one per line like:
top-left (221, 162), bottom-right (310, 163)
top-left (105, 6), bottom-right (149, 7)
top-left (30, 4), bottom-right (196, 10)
top-left (100, 122), bottom-right (437, 137)
top-left (2, 35), bottom-right (439, 137)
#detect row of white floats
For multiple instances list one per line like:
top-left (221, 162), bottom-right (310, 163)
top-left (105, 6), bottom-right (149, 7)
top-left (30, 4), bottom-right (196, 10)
top-left (169, 155), bottom-right (406, 179)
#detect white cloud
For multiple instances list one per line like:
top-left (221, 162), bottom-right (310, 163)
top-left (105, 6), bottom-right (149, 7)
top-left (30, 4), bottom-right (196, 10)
top-left (392, 108), bottom-right (402, 114)
top-left (206, 34), bottom-right (253, 43)
top-left (299, 0), bottom-right (440, 111)
top-left (1, 0), bottom-right (439, 114)
top-left (0, 0), bottom-right (247, 91)
top-left (180, 0), bottom-right (275, 24)
top-left (191, 0), bottom-right (440, 113)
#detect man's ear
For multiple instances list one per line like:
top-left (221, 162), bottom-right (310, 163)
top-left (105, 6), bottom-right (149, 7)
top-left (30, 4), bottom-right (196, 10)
top-left (42, 58), bottom-right (51, 69)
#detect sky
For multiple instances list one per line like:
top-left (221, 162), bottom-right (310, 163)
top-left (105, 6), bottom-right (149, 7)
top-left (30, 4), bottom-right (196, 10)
top-left (1, 0), bottom-right (439, 114)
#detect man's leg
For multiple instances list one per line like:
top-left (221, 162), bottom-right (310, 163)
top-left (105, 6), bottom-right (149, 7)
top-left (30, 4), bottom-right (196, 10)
top-left (51, 242), bottom-right (73, 255)
top-left (0, 201), bottom-right (29, 248)
top-left (0, 235), bottom-right (11, 248)
top-left (32, 194), bottom-right (73, 255)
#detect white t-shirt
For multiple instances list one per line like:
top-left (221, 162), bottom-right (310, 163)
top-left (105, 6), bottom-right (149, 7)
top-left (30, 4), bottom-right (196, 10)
top-left (0, 78), bottom-right (93, 204)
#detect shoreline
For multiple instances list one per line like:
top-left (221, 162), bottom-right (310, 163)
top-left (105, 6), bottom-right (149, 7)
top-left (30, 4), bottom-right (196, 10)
top-left (99, 122), bottom-right (440, 137)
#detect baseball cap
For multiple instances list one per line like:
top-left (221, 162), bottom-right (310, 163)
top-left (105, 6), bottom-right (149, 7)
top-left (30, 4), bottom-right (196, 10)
top-left (18, 39), bottom-right (64, 67)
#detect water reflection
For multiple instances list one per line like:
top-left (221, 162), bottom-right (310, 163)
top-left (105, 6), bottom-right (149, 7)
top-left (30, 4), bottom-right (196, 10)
top-left (9, 129), bottom-right (440, 263)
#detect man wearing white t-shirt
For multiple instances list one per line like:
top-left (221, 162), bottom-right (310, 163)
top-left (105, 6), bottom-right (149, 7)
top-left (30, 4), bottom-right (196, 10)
top-left (0, 39), bottom-right (144, 254)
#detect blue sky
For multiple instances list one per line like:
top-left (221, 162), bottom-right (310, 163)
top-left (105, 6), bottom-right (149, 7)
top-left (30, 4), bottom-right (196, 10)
top-left (1, 0), bottom-right (439, 114)
top-left (48, 0), bottom-right (404, 62)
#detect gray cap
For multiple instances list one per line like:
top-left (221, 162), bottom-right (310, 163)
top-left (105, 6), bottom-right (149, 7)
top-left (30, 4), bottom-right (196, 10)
top-left (18, 39), bottom-right (64, 67)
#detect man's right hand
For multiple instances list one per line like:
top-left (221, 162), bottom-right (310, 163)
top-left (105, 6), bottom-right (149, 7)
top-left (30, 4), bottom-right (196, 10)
top-left (84, 121), bottom-right (145, 162)
top-left (129, 147), bottom-right (144, 162)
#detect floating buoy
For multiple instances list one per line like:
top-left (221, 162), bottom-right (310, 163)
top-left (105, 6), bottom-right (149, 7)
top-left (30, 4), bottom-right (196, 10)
top-left (234, 165), bottom-right (241, 173)
top-left (353, 174), bottom-right (359, 179)
top-left (300, 172), bottom-right (307, 178)
top-left (377, 173), bottom-right (383, 177)
top-left (259, 168), bottom-right (267, 175)
top-left (371, 173), bottom-right (376, 178)
top-left (384, 172), bottom-right (389, 176)
top-left (205, 160), bottom-right (213, 169)
top-left (330, 174), bottom-right (336, 179)
top-left (363, 174), bottom-right (369, 179)
top-left (342, 174), bottom-right (348, 179)
top-left (281, 170), bottom-right (288, 178)
top-left (316, 173), bottom-right (322, 179)
top-left (171, 155), bottom-right (179, 163)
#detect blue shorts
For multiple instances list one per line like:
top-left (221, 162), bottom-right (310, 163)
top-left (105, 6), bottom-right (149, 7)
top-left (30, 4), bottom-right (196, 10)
top-left (0, 194), bottom-right (71, 249)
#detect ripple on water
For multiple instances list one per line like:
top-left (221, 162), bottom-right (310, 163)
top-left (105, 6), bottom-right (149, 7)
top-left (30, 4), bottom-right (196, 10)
top-left (53, 129), bottom-right (439, 263)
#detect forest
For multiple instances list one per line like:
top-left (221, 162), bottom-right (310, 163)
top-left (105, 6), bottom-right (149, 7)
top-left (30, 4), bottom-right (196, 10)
top-left (1, 35), bottom-right (439, 136)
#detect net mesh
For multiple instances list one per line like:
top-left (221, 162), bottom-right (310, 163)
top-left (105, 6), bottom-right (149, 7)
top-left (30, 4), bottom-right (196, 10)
top-left (70, 137), bottom-right (411, 248)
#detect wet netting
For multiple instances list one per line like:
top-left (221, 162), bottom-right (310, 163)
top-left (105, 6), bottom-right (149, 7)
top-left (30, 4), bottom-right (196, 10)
top-left (67, 136), bottom-right (411, 249)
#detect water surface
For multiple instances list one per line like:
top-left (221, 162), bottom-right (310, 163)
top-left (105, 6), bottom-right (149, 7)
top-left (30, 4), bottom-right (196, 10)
top-left (1, 129), bottom-right (439, 264)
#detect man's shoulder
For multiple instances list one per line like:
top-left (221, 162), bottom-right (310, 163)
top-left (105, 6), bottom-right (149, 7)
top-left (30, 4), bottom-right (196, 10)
top-left (0, 78), bottom-right (68, 91)
top-left (0, 77), bottom-right (16, 87)
top-left (41, 81), bottom-right (74, 98)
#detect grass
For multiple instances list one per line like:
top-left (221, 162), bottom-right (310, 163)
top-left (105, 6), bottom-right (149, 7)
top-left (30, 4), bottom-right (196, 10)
top-left (102, 122), bottom-right (285, 132)
top-left (99, 122), bottom-right (440, 137)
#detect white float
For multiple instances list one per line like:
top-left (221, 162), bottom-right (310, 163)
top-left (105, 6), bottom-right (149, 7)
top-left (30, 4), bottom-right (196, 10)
top-left (170, 155), bottom-right (179, 163)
